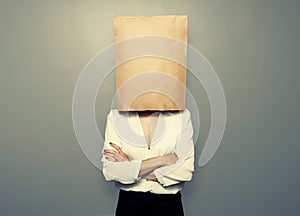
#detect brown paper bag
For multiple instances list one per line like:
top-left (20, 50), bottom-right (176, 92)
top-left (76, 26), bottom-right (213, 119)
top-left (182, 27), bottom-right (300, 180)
top-left (114, 16), bottom-right (188, 111)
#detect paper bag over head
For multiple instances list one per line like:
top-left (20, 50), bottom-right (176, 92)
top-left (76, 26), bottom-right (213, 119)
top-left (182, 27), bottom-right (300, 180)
top-left (114, 15), bottom-right (188, 111)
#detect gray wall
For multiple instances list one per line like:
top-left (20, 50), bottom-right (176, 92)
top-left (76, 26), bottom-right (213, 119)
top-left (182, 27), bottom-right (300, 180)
top-left (0, 0), bottom-right (299, 215)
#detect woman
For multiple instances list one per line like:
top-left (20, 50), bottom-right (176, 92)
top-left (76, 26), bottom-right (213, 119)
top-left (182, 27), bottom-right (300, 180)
top-left (102, 108), bottom-right (194, 216)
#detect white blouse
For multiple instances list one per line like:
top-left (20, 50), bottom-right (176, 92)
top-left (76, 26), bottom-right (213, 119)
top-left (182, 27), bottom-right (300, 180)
top-left (101, 108), bottom-right (195, 194)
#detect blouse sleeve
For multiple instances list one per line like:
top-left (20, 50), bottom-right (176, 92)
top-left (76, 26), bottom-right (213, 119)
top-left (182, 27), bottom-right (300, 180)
top-left (153, 109), bottom-right (195, 187)
top-left (101, 110), bottom-right (142, 184)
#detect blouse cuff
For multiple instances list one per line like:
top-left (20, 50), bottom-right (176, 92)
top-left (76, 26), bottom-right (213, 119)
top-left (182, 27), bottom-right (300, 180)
top-left (132, 160), bottom-right (142, 180)
top-left (153, 168), bottom-right (166, 186)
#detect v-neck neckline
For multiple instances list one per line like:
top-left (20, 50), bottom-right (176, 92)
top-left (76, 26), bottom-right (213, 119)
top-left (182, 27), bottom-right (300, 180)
top-left (135, 112), bottom-right (161, 149)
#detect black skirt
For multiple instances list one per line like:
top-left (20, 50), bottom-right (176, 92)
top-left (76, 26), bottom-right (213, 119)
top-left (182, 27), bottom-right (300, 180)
top-left (115, 189), bottom-right (184, 216)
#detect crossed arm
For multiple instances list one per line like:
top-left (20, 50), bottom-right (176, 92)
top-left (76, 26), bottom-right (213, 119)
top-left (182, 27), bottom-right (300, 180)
top-left (103, 142), bottom-right (178, 181)
top-left (102, 109), bottom-right (194, 186)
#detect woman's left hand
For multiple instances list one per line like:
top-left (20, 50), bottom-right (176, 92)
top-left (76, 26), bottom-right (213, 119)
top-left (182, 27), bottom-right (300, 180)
top-left (103, 142), bottom-right (130, 162)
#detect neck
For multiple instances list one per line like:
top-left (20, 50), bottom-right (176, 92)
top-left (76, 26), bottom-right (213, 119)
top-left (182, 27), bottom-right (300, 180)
top-left (138, 111), bottom-right (157, 117)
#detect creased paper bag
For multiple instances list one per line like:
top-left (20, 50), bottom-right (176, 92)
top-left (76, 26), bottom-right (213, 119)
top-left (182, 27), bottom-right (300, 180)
top-left (114, 15), bottom-right (188, 111)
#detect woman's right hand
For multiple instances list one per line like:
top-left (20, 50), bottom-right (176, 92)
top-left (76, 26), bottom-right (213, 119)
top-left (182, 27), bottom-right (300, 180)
top-left (103, 142), bottom-right (130, 162)
top-left (161, 153), bottom-right (178, 166)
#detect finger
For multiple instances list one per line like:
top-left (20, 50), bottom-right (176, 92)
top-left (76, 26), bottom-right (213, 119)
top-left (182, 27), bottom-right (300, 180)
top-left (110, 143), bottom-right (122, 153)
top-left (107, 144), bottom-right (129, 161)
top-left (113, 154), bottom-right (123, 161)
top-left (109, 143), bottom-right (128, 159)
top-left (105, 156), bottom-right (117, 162)
top-left (103, 151), bottom-right (118, 158)
top-left (105, 154), bottom-right (121, 162)
top-left (103, 149), bottom-right (117, 154)
top-left (104, 151), bottom-right (126, 162)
